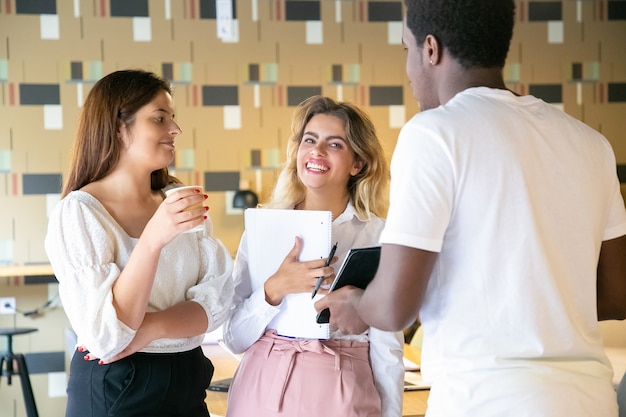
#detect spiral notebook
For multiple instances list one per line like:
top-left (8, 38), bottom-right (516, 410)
top-left (244, 208), bottom-right (332, 339)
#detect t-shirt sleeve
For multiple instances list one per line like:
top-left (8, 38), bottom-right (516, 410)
top-left (380, 121), bottom-right (455, 252)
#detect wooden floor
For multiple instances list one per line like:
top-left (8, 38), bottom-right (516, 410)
top-left (201, 343), bottom-right (428, 417)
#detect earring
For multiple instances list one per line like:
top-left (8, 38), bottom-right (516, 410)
top-left (430, 59), bottom-right (433, 65)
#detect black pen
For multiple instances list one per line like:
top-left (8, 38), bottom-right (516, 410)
top-left (311, 242), bottom-right (338, 299)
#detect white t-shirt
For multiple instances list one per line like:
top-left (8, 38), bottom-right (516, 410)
top-left (45, 191), bottom-right (234, 360)
top-left (223, 203), bottom-right (404, 417)
top-left (380, 87), bottom-right (626, 417)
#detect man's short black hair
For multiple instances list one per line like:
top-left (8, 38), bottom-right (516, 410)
top-left (405, 0), bottom-right (515, 69)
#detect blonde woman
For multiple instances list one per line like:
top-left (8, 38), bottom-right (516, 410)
top-left (223, 96), bottom-right (404, 417)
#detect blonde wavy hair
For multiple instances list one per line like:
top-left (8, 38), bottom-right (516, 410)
top-left (264, 95), bottom-right (390, 218)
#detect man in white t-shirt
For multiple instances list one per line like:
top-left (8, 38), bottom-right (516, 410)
top-left (315, 1), bottom-right (626, 416)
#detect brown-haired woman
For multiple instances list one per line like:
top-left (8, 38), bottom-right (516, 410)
top-left (45, 69), bottom-right (233, 417)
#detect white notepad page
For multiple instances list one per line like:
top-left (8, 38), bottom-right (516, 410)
top-left (244, 208), bottom-right (332, 339)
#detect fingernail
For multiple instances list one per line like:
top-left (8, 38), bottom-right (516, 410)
top-left (77, 346), bottom-right (85, 352)
top-left (98, 360), bottom-right (104, 365)
top-left (83, 354), bottom-right (90, 361)
top-left (203, 194), bottom-right (208, 199)
top-left (204, 206), bottom-right (209, 211)
top-left (194, 188), bottom-right (201, 193)
top-left (203, 215), bottom-right (208, 220)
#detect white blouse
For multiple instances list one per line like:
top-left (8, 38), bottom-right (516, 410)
top-left (45, 191), bottom-right (234, 360)
top-left (223, 203), bottom-right (404, 417)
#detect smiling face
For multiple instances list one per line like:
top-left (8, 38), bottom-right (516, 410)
top-left (118, 89), bottom-right (181, 172)
top-left (296, 113), bottom-right (363, 196)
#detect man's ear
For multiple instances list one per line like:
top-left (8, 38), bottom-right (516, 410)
top-left (424, 34), bottom-right (440, 65)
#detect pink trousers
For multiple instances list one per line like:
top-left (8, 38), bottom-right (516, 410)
top-left (226, 330), bottom-right (382, 417)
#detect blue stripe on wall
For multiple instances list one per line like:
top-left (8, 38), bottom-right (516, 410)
top-left (19, 84), bottom-right (61, 105)
top-left (22, 173), bottom-right (63, 195)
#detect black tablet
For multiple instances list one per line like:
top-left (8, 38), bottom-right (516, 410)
top-left (316, 246), bottom-right (381, 324)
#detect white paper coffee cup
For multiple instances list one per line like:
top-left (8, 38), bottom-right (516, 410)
top-left (164, 185), bottom-right (205, 233)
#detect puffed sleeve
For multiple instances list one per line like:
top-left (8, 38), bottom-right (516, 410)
top-left (222, 232), bottom-right (281, 354)
top-left (369, 327), bottom-right (405, 417)
top-left (44, 195), bottom-right (136, 359)
top-left (187, 215), bottom-right (234, 333)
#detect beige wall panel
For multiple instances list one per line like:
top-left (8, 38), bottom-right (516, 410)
top-left (280, 61), bottom-right (324, 84)
top-left (100, 42), bottom-right (191, 69)
top-left (236, 89), bottom-right (264, 125)
top-left (203, 57), bottom-right (240, 83)
top-left (8, 195), bottom-right (48, 262)
top-left (322, 22), bottom-right (346, 46)
top-left (525, 61), bottom-right (562, 83)
top-left (6, 109), bottom-right (48, 165)
top-left (507, 40), bottom-right (522, 63)
top-left (0, 15), bottom-right (40, 38)
top-left (170, 83), bottom-right (194, 108)
top-left (81, 17), bottom-right (134, 42)
top-left (0, 209), bottom-right (12, 240)
top-left (205, 130), bottom-right (249, 170)
top-left (282, 41), bottom-right (361, 66)
top-left (605, 61), bottom-right (626, 81)
top-left (7, 34), bottom-right (84, 64)
top-left (343, 21), bottom-right (393, 46)
top-left (0, 108), bottom-right (20, 147)
top-left (23, 147), bottom-right (67, 173)
top-left (362, 51), bottom-right (406, 85)
top-left (578, 100), bottom-right (604, 134)
top-left (208, 191), bottom-right (246, 257)
top-left (261, 22), bottom-right (306, 46)
top-left (260, 104), bottom-right (304, 137)
top-left (170, 19), bottom-right (212, 45)
top-left (0, 173), bottom-right (8, 195)
top-left (175, 107), bottom-right (218, 143)
top-left (597, 105), bottom-right (626, 161)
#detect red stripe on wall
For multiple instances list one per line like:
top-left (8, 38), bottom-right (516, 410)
top-left (5, 0), bottom-right (12, 14)
top-left (190, 0), bottom-right (196, 20)
top-left (277, 85), bottom-right (283, 107)
top-left (8, 82), bottom-right (14, 105)
top-left (275, 0), bottom-right (281, 21)
top-left (359, 0), bottom-right (365, 23)
top-left (599, 0), bottom-right (604, 21)
top-left (519, 1), bottom-right (525, 22)
top-left (598, 82), bottom-right (604, 104)
top-left (11, 173), bottom-right (18, 195)
top-left (195, 171), bottom-right (201, 186)
top-left (193, 84), bottom-right (198, 106)
top-left (99, 0), bottom-right (105, 17)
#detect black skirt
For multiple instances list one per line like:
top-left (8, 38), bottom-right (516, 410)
top-left (66, 346), bottom-right (215, 417)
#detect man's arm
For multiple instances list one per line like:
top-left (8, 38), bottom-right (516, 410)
top-left (357, 244), bottom-right (437, 331)
top-left (597, 234), bottom-right (626, 321)
top-left (315, 243), bottom-right (437, 332)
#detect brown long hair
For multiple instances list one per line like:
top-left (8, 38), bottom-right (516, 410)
top-left (265, 95), bottom-right (390, 218)
top-left (61, 69), bottom-right (180, 197)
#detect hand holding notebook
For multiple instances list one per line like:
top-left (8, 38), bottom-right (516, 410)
top-left (316, 246), bottom-right (381, 324)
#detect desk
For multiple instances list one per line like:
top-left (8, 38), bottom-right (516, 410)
top-left (202, 343), bottom-right (429, 417)
top-left (0, 265), bottom-right (54, 278)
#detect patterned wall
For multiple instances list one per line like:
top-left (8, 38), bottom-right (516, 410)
top-left (0, 1), bottom-right (625, 416)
